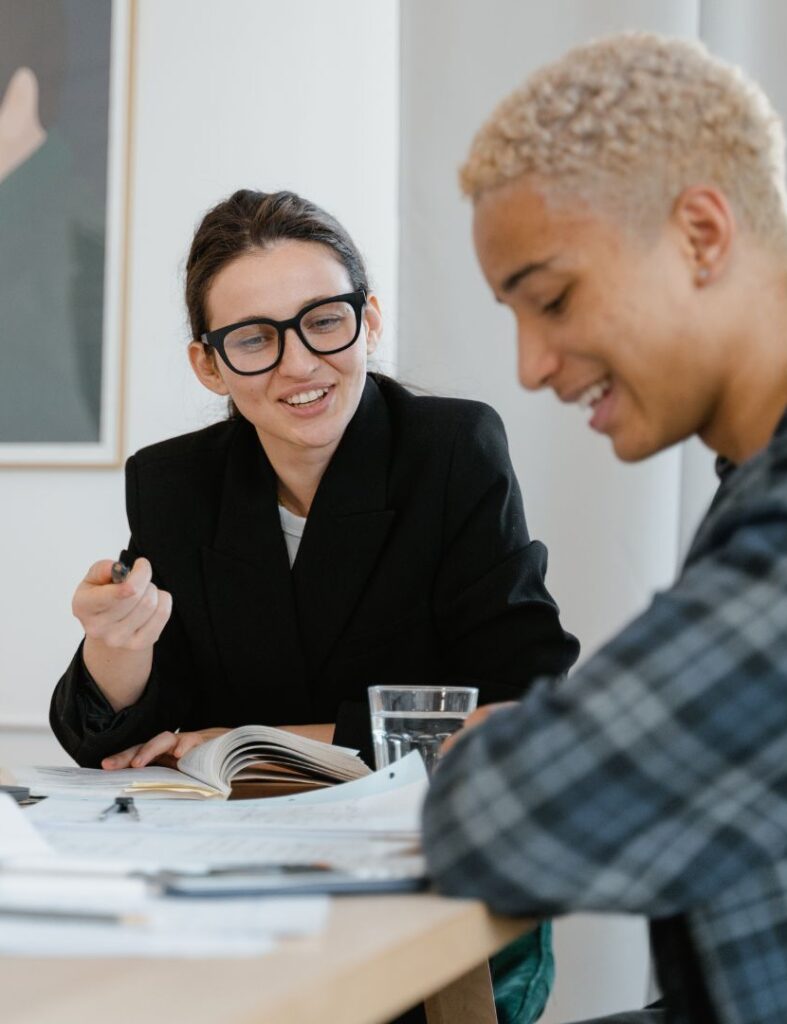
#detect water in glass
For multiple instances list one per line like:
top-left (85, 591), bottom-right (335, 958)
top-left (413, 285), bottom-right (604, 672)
top-left (371, 709), bottom-right (469, 775)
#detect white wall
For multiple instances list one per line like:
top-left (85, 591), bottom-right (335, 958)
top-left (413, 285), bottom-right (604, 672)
top-left (0, 0), bottom-right (399, 762)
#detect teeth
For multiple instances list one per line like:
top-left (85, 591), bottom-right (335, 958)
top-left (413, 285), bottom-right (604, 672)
top-left (285, 388), bottom-right (328, 406)
top-left (577, 378), bottom-right (611, 410)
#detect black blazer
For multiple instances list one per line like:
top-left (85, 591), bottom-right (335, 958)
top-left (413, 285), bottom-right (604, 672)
top-left (51, 376), bottom-right (579, 766)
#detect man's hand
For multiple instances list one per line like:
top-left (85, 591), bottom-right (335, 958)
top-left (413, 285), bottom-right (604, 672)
top-left (440, 701), bottom-right (519, 756)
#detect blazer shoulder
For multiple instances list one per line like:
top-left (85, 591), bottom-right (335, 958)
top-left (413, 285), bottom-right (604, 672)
top-left (125, 420), bottom-right (243, 550)
top-left (376, 375), bottom-right (506, 442)
top-left (129, 418), bottom-right (239, 471)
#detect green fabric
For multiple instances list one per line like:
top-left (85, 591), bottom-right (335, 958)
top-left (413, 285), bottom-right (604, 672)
top-left (491, 921), bottom-right (554, 1024)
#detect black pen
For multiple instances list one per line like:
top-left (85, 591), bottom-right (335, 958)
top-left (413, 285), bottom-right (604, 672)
top-left (110, 550), bottom-right (131, 584)
top-left (0, 906), bottom-right (145, 926)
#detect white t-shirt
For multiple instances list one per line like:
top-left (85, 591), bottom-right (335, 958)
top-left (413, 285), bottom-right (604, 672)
top-left (278, 504), bottom-right (306, 567)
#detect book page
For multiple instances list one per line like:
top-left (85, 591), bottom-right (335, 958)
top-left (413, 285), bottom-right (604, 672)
top-left (11, 765), bottom-right (215, 799)
top-left (0, 794), bottom-right (54, 861)
top-left (177, 725), bottom-right (370, 792)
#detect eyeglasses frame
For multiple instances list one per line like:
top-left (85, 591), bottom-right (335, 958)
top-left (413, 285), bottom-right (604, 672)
top-left (200, 288), bottom-right (368, 376)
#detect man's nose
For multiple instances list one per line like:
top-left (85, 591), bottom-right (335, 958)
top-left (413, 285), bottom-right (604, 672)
top-left (516, 327), bottom-right (560, 391)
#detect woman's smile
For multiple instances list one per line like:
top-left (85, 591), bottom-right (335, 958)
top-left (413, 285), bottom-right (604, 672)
top-left (279, 383), bottom-right (335, 416)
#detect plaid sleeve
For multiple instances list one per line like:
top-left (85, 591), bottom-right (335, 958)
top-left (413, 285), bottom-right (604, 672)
top-left (422, 488), bottom-right (787, 919)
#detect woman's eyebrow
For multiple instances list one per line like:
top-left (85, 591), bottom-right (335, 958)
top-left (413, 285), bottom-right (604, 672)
top-left (237, 292), bottom-right (348, 321)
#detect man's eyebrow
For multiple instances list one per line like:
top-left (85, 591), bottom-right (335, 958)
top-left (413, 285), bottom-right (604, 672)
top-left (501, 258), bottom-right (554, 295)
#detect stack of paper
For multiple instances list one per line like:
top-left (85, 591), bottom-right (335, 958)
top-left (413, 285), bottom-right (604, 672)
top-left (20, 752), bottom-right (427, 875)
top-left (0, 754), bottom-right (428, 956)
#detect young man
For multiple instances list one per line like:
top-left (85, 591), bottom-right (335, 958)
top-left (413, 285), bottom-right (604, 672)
top-left (422, 32), bottom-right (787, 1024)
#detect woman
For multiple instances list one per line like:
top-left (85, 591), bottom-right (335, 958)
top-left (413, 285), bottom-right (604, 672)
top-left (51, 189), bottom-right (578, 1023)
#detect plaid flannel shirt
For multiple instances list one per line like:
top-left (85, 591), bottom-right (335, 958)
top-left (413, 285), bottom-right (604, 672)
top-left (423, 409), bottom-right (787, 1024)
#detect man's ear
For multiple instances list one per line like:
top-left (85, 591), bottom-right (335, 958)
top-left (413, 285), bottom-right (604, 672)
top-left (672, 184), bottom-right (735, 286)
top-left (363, 294), bottom-right (383, 356)
top-left (188, 341), bottom-right (230, 396)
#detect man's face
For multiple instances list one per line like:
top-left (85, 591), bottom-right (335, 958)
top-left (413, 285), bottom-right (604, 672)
top-left (473, 178), bottom-right (725, 462)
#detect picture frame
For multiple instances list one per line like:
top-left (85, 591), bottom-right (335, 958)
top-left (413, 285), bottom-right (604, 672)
top-left (0, 0), bottom-right (135, 467)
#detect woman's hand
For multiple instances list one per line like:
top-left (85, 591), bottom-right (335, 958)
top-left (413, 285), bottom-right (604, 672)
top-left (74, 557), bottom-right (173, 712)
top-left (102, 728), bottom-right (230, 770)
top-left (73, 558), bottom-right (172, 652)
top-left (439, 702), bottom-right (518, 757)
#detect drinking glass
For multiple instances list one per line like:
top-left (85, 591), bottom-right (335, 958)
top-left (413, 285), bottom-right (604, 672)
top-left (368, 685), bottom-right (478, 775)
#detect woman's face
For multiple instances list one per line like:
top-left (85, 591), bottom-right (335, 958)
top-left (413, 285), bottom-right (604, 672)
top-left (191, 240), bottom-right (381, 460)
top-left (472, 177), bottom-right (728, 462)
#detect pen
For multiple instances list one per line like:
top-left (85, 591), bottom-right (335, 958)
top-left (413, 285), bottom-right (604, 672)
top-left (202, 863), bottom-right (331, 876)
top-left (110, 550), bottom-right (131, 584)
top-left (0, 906), bottom-right (146, 926)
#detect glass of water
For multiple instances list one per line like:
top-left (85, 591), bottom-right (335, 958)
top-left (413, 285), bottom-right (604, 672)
top-left (368, 685), bottom-right (479, 775)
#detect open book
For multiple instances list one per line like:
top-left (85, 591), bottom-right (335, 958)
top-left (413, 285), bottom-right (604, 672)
top-left (13, 726), bottom-right (371, 800)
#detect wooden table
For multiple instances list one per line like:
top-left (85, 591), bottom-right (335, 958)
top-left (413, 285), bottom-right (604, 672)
top-left (0, 893), bottom-right (533, 1024)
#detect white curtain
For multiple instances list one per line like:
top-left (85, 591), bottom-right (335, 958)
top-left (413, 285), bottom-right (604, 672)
top-left (398, 1), bottom-right (786, 1019)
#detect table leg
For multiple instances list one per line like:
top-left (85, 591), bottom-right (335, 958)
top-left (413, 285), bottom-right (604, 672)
top-left (424, 961), bottom-right (497, 1024)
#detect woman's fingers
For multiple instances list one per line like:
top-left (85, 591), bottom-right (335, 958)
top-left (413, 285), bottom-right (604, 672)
top-left (76, 558), bottom-right (153, 619)
top-left (101, 731), bottom-right (179, 770)
top-left (171, 727), bottom-right (230, 759)
top-left (73, 557), bottom-right (172, 650)
top-left (171, 733), bottom-right (208, 759)
top-left (101, 743), bottom-right (143, 770)
top-left (128, 730), bottom-right (181, 768)
top-left (101, 586), bottom-right (173, 650)
top-left (102, 728), bottom-right (230, 771)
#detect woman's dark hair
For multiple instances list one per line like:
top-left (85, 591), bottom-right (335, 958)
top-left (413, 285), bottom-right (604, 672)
top-left (185, 189), bottom-right (370, 342)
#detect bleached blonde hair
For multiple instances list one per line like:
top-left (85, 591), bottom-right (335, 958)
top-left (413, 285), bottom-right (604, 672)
top-left (461, 32), bottom-right (787, 247)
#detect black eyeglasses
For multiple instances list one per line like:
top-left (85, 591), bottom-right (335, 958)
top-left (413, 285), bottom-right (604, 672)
top-left (201, 289), bottom-right (367, 376)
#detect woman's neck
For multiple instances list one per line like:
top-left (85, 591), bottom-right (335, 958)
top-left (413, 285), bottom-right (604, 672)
top-left (260, 433), bottom-right (340, 517)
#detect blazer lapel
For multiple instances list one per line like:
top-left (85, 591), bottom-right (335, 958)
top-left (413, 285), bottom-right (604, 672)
top-left (201, 420), bottom-right (312, 723)
top-left (292, 377), bottom-right (396, 676)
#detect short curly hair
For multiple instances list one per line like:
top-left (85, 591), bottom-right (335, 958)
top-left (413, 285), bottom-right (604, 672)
top-left (461, 32), bottom-right (787, 246)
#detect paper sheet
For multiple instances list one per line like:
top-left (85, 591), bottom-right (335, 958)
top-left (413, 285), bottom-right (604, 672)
top-left (0, 893), bottom-right (328, 957)
top-left (0, 793), bottom-right (54, 861)
top-left (0, 812), bottom-right (330, 956)
top-left (22, 753), bottom-right (427, 873)
top-left (12, 748), bottom-right (424, 802)
top-left (11, 764), bottom-right (213, 799)
top-left (21, 825), bottom-right (422, 873)
top-left (27, 784), bottom-right (426, 836)
top-left (26, 752), bottom-right (428, 834)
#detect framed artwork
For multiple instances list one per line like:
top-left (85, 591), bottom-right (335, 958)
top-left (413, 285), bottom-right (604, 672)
top-left (0, 0), bottom-right (135, 467)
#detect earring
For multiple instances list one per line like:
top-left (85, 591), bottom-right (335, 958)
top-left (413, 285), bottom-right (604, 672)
top-left (696, 266), bottom-right (710, 284)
